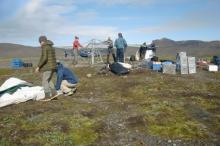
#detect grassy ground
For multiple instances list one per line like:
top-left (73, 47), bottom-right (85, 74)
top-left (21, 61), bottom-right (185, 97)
top-left (0, 66), bottom-right (220, 146)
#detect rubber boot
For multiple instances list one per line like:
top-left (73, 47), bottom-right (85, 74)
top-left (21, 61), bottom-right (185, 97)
top-left (112, 53), bottom-right (116, 62)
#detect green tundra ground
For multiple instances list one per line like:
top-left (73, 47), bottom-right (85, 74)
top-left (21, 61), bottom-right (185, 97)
top-left (0, 66), bottom-right (219, 146)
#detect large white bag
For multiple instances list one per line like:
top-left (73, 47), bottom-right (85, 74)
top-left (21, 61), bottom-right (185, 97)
top-left (0, 77), bottom-right (45, 108)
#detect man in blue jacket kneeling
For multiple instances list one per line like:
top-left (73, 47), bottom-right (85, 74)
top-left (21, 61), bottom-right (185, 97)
top-left (55, 61), bottom-right (79, 96)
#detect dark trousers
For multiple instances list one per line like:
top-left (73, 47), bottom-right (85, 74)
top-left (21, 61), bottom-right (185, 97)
top-left (116, 48), bottom-right (124, 62)
top-left (107, 53), bottom-right (116, 63)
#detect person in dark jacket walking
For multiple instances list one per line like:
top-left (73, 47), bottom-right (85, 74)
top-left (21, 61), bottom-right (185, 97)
top-left (35, 35), bottom-right (57, 97)
top-left (55, 62), bottom-right (79, 96)
top-left (114, 33), bottom-right (127, 62)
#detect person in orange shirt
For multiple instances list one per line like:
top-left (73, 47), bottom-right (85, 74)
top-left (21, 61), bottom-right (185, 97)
top-left (72, 36), bottom-right (83, 64)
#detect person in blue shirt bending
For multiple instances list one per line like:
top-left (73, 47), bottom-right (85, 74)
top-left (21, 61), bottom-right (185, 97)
top-left (114, 33), bottom-right (127, 62)
top-left (55, 61), bottom-right (79, 96)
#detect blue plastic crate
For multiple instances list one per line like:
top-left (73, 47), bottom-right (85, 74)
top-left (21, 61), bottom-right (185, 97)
top-left (152, 63), bottom-right (162, 71)
top-left (11, 58), bottom-right (23, 69)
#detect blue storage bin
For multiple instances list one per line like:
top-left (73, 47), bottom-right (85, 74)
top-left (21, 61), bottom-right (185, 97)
top-left (152, 62), bottom-right (162, 71)
top-left (11, 58), bottom-right (23, 69)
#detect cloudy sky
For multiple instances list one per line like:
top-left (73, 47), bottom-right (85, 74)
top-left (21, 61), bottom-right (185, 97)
top-left (0, 0), bottom-right (219, 46)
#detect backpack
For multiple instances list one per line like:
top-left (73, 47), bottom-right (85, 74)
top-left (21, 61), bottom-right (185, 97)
top-left (130, 55), bottom-right (136, 61)
top-left (151, 56), bottom-right (159, 61)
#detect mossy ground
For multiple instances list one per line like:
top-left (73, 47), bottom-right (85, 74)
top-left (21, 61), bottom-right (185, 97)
top-left (0, 66), bottom-right (219, 146)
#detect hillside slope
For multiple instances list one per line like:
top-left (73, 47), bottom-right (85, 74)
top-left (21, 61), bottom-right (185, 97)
top-left (1, 39), bottom-right (220, 58)
top-left (0, 43), bottom-right (64, 58)
top-left (153, 38), bottom-right (220, 57)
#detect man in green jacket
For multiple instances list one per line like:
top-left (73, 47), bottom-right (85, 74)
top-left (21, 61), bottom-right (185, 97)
top-left (35, 36), bottom-right (57, 97)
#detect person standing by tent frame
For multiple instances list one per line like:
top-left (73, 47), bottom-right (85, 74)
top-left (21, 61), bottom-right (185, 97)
top-left (35, 35), bottom-right (57, 98)
top-left (72, 36), bottom-right (83, 64)
top-left (104, 37), bottom-right (116, 64)
top-left (114, 33), bottom-right (127, 63)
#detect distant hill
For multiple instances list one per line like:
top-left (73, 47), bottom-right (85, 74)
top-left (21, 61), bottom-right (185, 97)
top-left (1, 39), bottom-right (220, 59)
top-left (153, 38), bottom-right (220, 57)
top-left (122, 38), bottom-right (220, 57)
top-left (0, 43), bottom-right (64, 58)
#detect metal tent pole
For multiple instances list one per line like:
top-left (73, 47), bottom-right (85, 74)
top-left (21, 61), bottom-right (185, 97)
top-left (98, 49), bottom-right (103, 63)
top-left (91, 39), bottom-right (94, 65)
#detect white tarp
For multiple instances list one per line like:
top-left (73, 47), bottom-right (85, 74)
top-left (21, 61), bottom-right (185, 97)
top-left (118, 62), bottom-right (132, 69)
top-left (135, 50), bottom-right (140, 61)
top-left (0, 77), bottom-right (45, 108)
top-left (144, 50), bottom-right (155, 60)
top-left (135, 50), bottom-right (155, 61)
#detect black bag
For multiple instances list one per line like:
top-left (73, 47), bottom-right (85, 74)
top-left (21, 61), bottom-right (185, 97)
top-left (109, 62), bottom-right (129, 75)
top-left (213, 56), bottom-right (220, 65)
top-left (151, 56), bottom-right (159, 61)
top-left (130, 55), bottom-right (136, 61)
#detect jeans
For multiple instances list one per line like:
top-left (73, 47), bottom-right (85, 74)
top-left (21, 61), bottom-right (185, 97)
top-left (116, 48), bottom-right (124, 62)
top-left (42, 71), bottom-right (55, 96)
